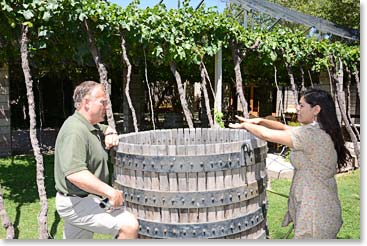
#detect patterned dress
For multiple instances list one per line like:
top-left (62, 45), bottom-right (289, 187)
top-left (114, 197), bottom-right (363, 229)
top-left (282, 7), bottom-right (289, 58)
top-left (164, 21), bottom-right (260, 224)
top-left (282, 122), bottom-right (343, 239)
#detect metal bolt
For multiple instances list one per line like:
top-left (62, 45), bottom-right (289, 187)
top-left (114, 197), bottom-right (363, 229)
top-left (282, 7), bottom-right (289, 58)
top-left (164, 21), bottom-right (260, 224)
top-left (136, 195), bottom-right (140, 201)
top-left (163, 229), bottom-right (167, 234)
top-left (153, 197), bottom-right (156, 203)
top-left (192, 230), bottom-right (196, 236)
top-left (171, 199), bottom-right (175, 205)
top-left (237, 192), bottom-right (241, 199)
top-left (201, 198), bottom-right (205, 203)
top-left (139, 225), bottom-right (142, 231)
top-left (229, 194), bottom-right (232, 201)
top-left (191, 198), bottom-right (195, 204)
top-left (154, 228), bottom-right (159, 234)
top-left (162, 198), bottom-right (166, 204)
top-left (181, 198), bottom-right (185, 204)
top-left (146, 227), bottom-right (150, 232)
top-left (238, 223), bottom-right (242, 229)
top-left (211, 197), bottom-right (215, 203)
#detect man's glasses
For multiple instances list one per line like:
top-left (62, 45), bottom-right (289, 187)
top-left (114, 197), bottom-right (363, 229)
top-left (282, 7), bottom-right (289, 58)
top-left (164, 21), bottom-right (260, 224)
top-left (98, 99), bottom-right (108, 106)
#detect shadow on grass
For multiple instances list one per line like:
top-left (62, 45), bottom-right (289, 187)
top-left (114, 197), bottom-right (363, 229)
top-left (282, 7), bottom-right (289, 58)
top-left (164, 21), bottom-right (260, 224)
top-left (50, 210), bottom-right (61, 239)
top-left (0, 154), bottom-right (57, 203)
top-left (0, 154), bottom-right (59, 238)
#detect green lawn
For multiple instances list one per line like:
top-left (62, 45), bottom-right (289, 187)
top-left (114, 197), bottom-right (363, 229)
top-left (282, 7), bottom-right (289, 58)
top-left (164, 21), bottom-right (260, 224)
top-left (0, 154), bottom-right (360, 239)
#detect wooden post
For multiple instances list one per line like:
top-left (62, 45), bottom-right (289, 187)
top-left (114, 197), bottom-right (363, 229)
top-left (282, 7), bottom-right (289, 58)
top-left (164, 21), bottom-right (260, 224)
top-left (214, 48), bottom-right (222, 127)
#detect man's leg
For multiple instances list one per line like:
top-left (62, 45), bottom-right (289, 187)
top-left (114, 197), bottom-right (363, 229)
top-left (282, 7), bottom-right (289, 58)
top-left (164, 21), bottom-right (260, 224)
top-left (63, 220), bottom-right (93, 239)
top-left (113, 210), bottom-right (139, 239)
top-left (56, 193), bottom-right (138, 239)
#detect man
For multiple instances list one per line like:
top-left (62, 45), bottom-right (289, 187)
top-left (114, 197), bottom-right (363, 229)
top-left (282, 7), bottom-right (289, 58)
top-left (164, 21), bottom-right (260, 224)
top-left (54, 81), bottom-right (139, 239)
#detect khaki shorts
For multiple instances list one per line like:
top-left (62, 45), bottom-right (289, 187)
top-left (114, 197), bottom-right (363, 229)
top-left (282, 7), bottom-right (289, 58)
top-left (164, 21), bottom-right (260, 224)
top-left (56, 192), bottom-right (129, 239)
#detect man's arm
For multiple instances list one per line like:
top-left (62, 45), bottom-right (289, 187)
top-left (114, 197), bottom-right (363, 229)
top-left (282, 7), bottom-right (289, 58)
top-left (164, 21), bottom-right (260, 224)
top-left (66, 170), bottom-right (122, 208)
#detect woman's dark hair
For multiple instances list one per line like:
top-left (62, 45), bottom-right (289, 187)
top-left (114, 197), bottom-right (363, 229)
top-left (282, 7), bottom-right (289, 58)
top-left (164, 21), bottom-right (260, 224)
top-left (302, 88), bottom-right (351, 168)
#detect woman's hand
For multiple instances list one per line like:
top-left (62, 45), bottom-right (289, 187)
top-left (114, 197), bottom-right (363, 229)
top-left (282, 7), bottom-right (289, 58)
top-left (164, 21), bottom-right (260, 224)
top-left (228, 115), bottom-right (262, 129)
top-left (235, 115), bottom-right (262, 124)
top-left (228, 122), bottom-right (245, 129)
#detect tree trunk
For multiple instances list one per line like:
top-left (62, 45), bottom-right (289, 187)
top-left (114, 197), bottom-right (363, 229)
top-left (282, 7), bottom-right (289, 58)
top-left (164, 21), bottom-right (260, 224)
top-left (202, 61), bottom-right (215, 97)
top-left (231, 40), bottom-right (249, 118)
top-left (143, 48), bottom-right (156, 130)
top-left (20, 25), bottom-right (49, 239)
top-left (345, 66), bottom-right (360, 140)
top-left (285, 64), bottom-right (298, 103)
top-left (200, 61), bottom-right (214, 127)
top-left (169, 61), bottom-right (194, 128)
top-left (300, 67), bottom-right (306, 93)
top-left (83, 20), bottom-right (116, 129)
top-left (332, 57), bottom-right (360, 168)
top-left (274, 66), bottom-right (286, 123)
top-left (307, 69), bottom-right (314, 88)
top-left (0, 187), bottom-right (14, 239)
top-left (120, 30), bottom-right (138, 132)
top-left (353, 63), bottom-right (360, 99)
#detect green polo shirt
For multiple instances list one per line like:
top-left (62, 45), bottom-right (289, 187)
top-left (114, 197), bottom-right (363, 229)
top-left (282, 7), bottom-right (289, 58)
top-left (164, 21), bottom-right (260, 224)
top-left (54, 111), bottom-right (109, 196)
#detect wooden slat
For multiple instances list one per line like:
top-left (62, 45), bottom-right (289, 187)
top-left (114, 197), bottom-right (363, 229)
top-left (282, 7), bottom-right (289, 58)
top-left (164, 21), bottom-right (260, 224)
top-left (232, 168), bottom-right (241, 217)
top-left (159, 172), bottom-right (170, 223)
top-left (224, 169), bottom-right (233, 220)
top-left (187, 145), bottom-right (198, 223)
top-left (169, 172), bottom-right (179, 223)
top-left (215, 169), bottom-right (225, 221)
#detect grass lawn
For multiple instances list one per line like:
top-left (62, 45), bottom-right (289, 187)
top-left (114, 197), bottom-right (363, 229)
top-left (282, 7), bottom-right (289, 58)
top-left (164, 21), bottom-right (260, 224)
top-left (0, 154), bottom-right (360, 239)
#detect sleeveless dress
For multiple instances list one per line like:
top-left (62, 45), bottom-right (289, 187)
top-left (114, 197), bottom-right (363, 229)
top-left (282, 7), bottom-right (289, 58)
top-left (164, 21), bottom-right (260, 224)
top-left (282, 123), bottom-right (343, 239)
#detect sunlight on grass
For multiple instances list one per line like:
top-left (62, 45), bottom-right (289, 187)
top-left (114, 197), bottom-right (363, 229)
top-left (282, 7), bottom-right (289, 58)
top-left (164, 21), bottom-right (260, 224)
top-left (0, 155), bottom-right (360, 239)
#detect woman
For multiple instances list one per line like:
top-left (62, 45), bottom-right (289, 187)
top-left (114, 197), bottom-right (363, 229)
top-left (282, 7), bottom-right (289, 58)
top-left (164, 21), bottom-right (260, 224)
top-left (229, 88), bottom-right (350, 239)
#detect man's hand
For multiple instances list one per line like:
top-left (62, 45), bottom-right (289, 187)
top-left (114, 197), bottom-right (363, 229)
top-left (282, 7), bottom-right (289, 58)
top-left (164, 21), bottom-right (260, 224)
top-left (105, 189), bottom-right (124, 209)
top-left (104, 126), bottom-right (119, 150)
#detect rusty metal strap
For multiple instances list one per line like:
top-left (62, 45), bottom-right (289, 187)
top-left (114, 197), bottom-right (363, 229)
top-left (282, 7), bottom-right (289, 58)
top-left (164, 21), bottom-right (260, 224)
top-left (137, 207), bottom-right (264, 239)
top-left (115, 147), bottom-right (267, 173)
top-left (114, 179), bottom-right (264, 208)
